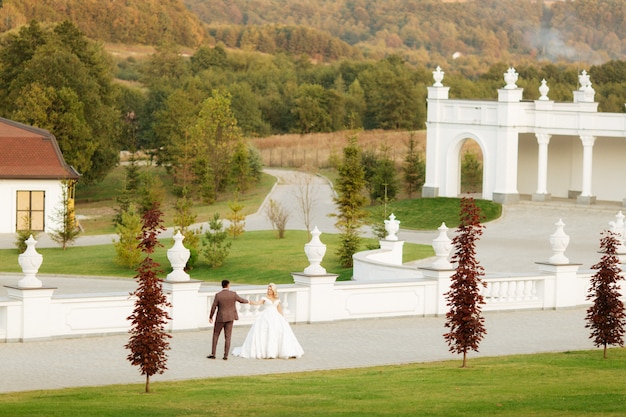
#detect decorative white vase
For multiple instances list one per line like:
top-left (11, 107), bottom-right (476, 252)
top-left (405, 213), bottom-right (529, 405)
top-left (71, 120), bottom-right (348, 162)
top-left (538, 79), bottom-right (549, 100)
top-left (384, 213), bottom-right (400, 241)
top-left (166, 231), bottom-right (191, 282)
top-left (431, 223), bottom-right (452, 269)
top-left (548, 219), bottom-right (570, 264)
top-left (18, 235), bottom-right (43, 288)
top-left (432, 66), bottom-right (444, 87)
top-left (304, 227), bottom-right (327, 275)
top-left (504, 67), bottom-right (518, 89)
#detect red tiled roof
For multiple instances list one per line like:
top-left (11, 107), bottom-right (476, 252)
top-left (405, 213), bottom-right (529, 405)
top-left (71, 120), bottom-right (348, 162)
top-left (0, 118), bottom-right (80, 179)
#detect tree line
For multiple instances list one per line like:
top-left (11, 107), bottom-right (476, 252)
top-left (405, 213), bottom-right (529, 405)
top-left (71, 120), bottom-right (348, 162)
top-left (188, 0), bottom-right (626, 69)
top-left (2, 1), bottom-right (625, 73)
top-left (1, 20), bottom-right (625, 189)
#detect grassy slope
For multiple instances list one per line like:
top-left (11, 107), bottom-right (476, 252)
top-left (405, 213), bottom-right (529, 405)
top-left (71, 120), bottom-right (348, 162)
top-left (0, 349), bottom-right (624, 416)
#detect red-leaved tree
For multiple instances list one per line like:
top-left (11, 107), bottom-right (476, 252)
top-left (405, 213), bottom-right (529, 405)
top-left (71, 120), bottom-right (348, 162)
top-left (585, 230), bottom-right (626, 359)
top-left (444, 197), bottom-right (487, 368)
top-left (125, 202), bottom-right (172, 393)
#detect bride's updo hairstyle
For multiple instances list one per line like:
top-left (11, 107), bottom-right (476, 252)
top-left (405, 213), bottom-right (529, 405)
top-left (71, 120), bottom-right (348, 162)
top-left (268, 283), bottom-right (278, 296)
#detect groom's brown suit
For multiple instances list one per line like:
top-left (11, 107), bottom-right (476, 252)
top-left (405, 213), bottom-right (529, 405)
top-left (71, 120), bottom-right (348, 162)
top-left (209, 286), bottom-right (249, 359)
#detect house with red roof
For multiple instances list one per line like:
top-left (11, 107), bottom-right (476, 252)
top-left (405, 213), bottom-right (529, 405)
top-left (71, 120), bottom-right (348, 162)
top-left (0, 117), bottom-right (80, 234)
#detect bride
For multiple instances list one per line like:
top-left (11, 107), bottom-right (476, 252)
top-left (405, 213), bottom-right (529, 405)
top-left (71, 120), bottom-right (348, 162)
top-left (232, 283), bottom-right (304, 359)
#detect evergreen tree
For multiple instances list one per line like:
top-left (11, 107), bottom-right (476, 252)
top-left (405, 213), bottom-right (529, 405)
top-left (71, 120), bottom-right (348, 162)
top-left (48, 181), bottom-right (81, 250)
top-left (125, 202), bottom-right (171, 393)
top-left (370, 146), bottom-right (398, 203)
top-left (202, 213), bottom-right (232, 267)
top-left (114, 203), bottom-right (144, 269)
top-left (585, 231), bottom-right (626, 359)
top-left (461, 151), bottom-right (483, 194)
top-left (334, 134), bottom-right (368, 267)
top-left (403, 134), bottom-right (426, 198)
top-left (444, 197), bottom-right (487, 368)
top-left (227, 200), bottom-right (246, 239)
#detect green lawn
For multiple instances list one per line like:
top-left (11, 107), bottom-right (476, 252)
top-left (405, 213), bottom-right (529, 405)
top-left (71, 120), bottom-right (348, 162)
top-left (0, 230), bottom-right (435, 283)
top-left (370, 197), bottom-right (502, 230)
top-left (0, 349), bottom-right (624, 416)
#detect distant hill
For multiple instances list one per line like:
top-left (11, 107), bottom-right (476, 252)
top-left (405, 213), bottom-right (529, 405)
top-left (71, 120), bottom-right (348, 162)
top-left (186, 0), bottom-right (625, 65)
top-left (0, 0), bottom-right (623, 67)
top-left (0, 0), bottom-right (207, 47)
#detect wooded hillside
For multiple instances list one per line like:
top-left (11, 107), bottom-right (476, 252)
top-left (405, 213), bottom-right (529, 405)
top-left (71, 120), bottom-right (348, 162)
top-left (0, 0), bottom-right (623, 68)
top-left (187, 0), bottom-right (625, 65)
top-left (0, 0), bottom-right (206, 47)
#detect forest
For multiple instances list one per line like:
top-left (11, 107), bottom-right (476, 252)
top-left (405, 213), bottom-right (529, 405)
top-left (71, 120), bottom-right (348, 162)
top-left (0, 0), bottom-right (625, 71)
top-left (0, 1), bottom-right (625, 191)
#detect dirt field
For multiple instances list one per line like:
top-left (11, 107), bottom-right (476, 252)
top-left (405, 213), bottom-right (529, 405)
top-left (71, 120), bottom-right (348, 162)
top-left (249, 130), bottom-right (427, 169)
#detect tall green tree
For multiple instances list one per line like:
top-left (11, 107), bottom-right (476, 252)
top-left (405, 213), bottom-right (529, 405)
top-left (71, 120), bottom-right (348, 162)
top-left (0, 21), bottom-right (120, 183)
top-left (334, 134), bottom-right (368, 267)
top-left (358, 55), bottom-right (422, 130)
top-left (48, 181), bottom-right (81, 250)
top-left (188, 90), bottom-right (246, 201)
top-left (403, 134), bottom-right (426, 198)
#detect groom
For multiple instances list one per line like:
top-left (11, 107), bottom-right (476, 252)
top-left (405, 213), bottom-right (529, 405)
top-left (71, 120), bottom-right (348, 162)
top-left (208, 279), bottom-right (250, 360)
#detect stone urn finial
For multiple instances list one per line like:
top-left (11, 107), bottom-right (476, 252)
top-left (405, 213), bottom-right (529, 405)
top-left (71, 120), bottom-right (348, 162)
top-left (166, 230), bottom-right (191, 282)
top-left (433, 66), bottom-right (444, 87)
top-left (431, 222), bottom-right (453, 269)
top-left (539, 79), bottom-right (550, 100)
top-left (548, 219), bottom-right (570, 264)
top-left (304, 226), bottom-right (327, 275)
top-left (579, 70), bottom-right (590, 91)
top-left (609, 211), bottom-right (626, 253)
top-left (384, 213), bottom-right (400, 241)
top-left (504, 67), bottom-right (519, 89)
top-left (18, 235), bottom-right (43, 288)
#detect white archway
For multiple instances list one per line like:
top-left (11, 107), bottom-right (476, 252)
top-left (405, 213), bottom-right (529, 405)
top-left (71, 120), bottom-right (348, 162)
top-left (423, 67), bottom-right (626, 205)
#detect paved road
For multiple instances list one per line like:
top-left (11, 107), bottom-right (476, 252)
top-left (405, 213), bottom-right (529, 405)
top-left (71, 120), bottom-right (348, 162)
top-left (0, 169), bottom-right (623, 393)
top-left (0, 308), bottom-right (592, 393)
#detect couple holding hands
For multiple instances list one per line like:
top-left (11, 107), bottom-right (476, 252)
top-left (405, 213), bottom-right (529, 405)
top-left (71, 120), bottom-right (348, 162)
top-left (208, 280), bottom-right (304, 360)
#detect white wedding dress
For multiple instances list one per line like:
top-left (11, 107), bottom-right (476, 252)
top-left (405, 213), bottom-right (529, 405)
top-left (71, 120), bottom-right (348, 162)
top-left (232, 297), bottom-right (304, 359)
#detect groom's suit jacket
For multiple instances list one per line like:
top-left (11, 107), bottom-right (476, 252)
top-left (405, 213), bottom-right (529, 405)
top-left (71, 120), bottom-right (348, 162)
top-left (210, 289), bottom-right (248, 323)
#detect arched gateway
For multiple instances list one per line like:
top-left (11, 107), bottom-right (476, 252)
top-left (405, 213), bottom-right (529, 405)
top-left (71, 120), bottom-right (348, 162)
top-left (423, 67), bottom-right (626, 205)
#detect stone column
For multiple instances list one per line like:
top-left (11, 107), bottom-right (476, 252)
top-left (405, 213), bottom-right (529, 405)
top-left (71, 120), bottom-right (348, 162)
top-left (423, 67), bottom-right (450, 199)
top-left (5, 286), bottom-right (56, 341)
top-left (532, 132), bottom-right (551, 201)
top-left (292, 272), bottom-right (338, 322)
top-left (578, 135), bottom-right (596, 204)
top-left (163, 280), bottom-right (203, 331)
top-left (419, 267), bottom-right (454, 316)
top-left (292, 228), bottom-right (338, 322)
top-left (537, 263), bottom-right (582, 309)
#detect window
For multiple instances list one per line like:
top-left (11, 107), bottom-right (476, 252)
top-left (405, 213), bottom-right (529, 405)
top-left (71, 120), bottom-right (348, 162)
top-left (16, 191), bottom-right (45, 231)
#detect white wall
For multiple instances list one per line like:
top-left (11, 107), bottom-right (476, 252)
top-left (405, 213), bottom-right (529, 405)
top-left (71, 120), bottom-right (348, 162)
top-left (0, 179), bottom-right (65, 234)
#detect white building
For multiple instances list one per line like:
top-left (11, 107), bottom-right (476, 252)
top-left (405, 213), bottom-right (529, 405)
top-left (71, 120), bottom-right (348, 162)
top-left (0, 117), bottom-right (80, 234)
top-left (423, 67), bottom-right (626, 205)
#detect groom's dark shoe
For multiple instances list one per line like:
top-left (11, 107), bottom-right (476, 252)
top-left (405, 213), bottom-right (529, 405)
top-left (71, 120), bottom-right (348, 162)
top-left (207, 355), bottom-right (216, 359)
top-left (223, 356), bottom-right (228, 360)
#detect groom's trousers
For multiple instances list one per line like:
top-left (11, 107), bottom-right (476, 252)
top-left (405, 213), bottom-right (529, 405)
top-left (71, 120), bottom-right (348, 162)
top-left (212, 320), bottom-right (234, 358)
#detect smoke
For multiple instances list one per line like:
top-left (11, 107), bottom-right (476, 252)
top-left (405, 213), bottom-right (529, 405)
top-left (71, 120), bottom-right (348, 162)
top-left (525, 26), bottom-right (605, 65)
top-left (526, 27), bottom-right (578, 61)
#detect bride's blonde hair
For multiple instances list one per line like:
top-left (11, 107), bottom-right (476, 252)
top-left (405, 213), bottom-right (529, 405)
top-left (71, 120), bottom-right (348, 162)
top-left (268, 282), bottom-right (278, 296)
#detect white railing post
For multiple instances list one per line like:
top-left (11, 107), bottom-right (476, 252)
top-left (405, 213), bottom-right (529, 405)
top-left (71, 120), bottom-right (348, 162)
top-left (537, 263), bottom-right (582, 308)
top-left (163, 280), bottom-right (203, 331)
top-left (4, 287), bottom-right (55, 341)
